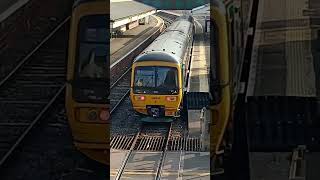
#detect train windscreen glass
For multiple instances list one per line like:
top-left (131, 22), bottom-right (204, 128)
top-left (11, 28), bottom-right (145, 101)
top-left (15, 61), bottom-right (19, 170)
top-left (72, 14), bottom-right (109, 103)
top-left (133, 66), bottom-right (178, 95)
top-left (76, 15), bottom-right (108, 79)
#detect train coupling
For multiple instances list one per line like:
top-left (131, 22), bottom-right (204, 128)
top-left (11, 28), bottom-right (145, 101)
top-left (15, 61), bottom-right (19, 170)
top-left (147, 105), bottom-right (165, 117)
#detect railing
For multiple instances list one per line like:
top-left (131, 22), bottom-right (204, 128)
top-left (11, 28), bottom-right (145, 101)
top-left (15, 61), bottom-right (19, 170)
top-left (289, 145), bottom-right (306, 180)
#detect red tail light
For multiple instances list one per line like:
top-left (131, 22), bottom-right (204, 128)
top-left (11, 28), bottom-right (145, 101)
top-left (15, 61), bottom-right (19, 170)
top-left (99, 109), bottom-right (110, 122)
top-left (166, 96), bottom-right (177, 101)
top-left (134, 95), bottom-right (145, 101)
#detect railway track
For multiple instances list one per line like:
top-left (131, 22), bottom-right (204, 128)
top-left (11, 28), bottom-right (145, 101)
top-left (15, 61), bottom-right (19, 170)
top-left (0, 17), bottom-right (70, 168)
top-left (0, 0), bottom-right (73, 80)
top-left (110, 12), bottom-right (197, 179)
top-left (110, 11), bottom-right (192, 137)
top-left (0, 16), bottom-right (106, 179)
top-left (110, 68), bottom-right (131, 114)
top-left (112, 122), bottom-right (172, 180)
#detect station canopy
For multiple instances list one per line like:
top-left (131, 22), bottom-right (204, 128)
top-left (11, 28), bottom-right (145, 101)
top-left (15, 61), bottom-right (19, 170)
top-left (110, 0), bottom-right (155, 22)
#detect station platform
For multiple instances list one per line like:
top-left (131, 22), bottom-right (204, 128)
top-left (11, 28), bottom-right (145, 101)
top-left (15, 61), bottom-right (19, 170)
top-left (186, 14), bottom-right (210, 142)
top-left (0, 0), bottom-right (28, 22)
top-left (247, 0), bottom-right (319, 97)
top-left (250, 152), bottom-right (291, 180)
top-left (245, 0), bottom-right (320, 154)
top-left (161, 151), bottom-right (210, 179)
top-left (110, 150), bottom-right (210, 180)
top-left (250, 152), bottom-right (320, 180)
top-left (110, 15), bottom-right (161, 66)
top-left (188, 17), bottom-right (209, 93)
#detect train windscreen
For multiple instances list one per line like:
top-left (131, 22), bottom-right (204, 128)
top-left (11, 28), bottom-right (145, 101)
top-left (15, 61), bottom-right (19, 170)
top-left (72, 14), bottom-right (109, 103)
top-left (133, 66), bottom-right (179, 95)
top-left (76, 15), bottom-right (108, 79)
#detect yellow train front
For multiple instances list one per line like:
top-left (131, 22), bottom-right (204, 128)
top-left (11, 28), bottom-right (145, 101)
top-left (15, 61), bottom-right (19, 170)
top-left (65, 0), bottom-right (109, 165)
top-left (130, 15), bottom-right (194, 118)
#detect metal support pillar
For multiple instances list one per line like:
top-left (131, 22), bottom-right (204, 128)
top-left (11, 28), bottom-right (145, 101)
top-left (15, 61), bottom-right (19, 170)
top-left (200, 107), bottom-right (210, 151)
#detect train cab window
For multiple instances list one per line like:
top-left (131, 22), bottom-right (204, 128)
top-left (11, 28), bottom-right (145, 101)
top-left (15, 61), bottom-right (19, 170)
top-left (72, 15), bottom-right (109, 103)
top-left (133, 66), bottom-right (178, 95)
top-left (76, 15), bottom-right (108, 80)
top-left (157, 67), bottom-right (178, 90)
top-left (135, 67), bottom-right (155, 88)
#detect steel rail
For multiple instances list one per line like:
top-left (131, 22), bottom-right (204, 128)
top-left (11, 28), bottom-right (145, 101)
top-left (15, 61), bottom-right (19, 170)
top-left (110, 67), bottom-right (131, 114)
top-left (0, 16), bottom-right (70, 168)
top-left (155, 122), bottom-right (172, 180)
top-left (0, 17), bottom-right (70, 88)
top-left (0, 85), bottom-right (65, 167)
top-left (110, 89), bottom-right (130, 115)
top-left (114, 128), bottom-right (142, 180)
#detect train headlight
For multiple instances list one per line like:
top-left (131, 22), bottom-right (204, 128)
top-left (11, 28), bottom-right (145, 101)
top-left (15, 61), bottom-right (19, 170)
top-left (99, 109), bottom-right (110, 122)
top-left (134, 95), bottom-right (145, 101)
top-left (87, 110), bottom-right (98, 121)
top-left (166, 96), bottom-right (177, 102)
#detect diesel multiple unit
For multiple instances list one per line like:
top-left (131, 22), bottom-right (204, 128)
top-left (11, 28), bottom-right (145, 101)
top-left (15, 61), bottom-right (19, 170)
top-left (130, 15), bottom-right (195, 118)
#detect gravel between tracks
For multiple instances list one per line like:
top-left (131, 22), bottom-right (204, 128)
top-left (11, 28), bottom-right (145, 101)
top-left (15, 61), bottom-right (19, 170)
top-left (111, 97), bottom-right (141, 136)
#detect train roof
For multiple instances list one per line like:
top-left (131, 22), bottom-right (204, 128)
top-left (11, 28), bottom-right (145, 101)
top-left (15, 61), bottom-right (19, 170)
top-left (134, 16), bottom-right (194, 65)
top-left (165, 18), bottom-right (193, 34)
top-left (134, 52), bottom-right (180, 64)
top-left (175, 15), bottom-right (194, 22)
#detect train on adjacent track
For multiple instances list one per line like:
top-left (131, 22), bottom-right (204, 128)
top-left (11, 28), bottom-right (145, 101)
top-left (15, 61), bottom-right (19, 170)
top-left (130, 15), bottom-right (195, 118)
top-left (209, 0), bottom-right (248, 175)
top-left (66, 0), bottom-right (109, 165)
